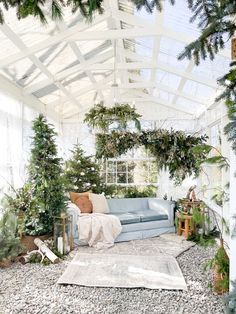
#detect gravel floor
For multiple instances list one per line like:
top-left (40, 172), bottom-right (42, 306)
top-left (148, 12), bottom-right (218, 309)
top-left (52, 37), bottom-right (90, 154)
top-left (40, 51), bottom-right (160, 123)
top-left (0, 244), bottom-right (224, 314)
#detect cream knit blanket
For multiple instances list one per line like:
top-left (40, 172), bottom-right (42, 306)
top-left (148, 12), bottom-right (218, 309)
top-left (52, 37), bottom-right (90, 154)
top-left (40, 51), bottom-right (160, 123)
top-left (78, 213), bottom-right (122, 249)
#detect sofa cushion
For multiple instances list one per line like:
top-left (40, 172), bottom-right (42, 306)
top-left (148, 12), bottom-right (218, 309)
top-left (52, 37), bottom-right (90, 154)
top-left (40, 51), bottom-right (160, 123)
top-left (109, 212), bottom-right (140, 225)
top-left (74, 196), bottom-right (93, 214)
top-left (134, 210), bottom-right (168, 222)
top-left (107, 198), bottom-right (149, 213)
top-left (89, 193), bottom-right (109, 214)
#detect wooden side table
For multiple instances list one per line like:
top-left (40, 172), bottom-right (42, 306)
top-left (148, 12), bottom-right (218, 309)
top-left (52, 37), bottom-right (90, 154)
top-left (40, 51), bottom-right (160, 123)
top-left (177, 212), bottom-right (196, 238)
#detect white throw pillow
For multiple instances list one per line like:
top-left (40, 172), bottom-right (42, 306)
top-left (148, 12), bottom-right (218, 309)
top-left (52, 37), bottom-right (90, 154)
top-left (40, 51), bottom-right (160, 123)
top-left (148, 199), bottom-right (166, 214)
top-left (89, 193), bottom-right (109, 214)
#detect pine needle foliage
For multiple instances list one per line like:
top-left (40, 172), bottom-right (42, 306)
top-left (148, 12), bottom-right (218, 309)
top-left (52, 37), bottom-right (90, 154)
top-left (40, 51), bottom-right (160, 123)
top-left (28, 114), bottom-right (66, 235)
top-left (216, 61), bottom-right (236, 154)
top-left (0, 0), bottom-right (104, 24)
top-left (64, 144), bottom-right (104, 193)
top-left (178, 0), bottom-right (236, 65)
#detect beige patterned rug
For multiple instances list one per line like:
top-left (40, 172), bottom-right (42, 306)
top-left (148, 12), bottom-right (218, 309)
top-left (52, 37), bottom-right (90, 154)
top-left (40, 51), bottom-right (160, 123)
top-left (58, 234), bottom-right (194, 290)
top-left (57, 253), bottom-right (187, 290)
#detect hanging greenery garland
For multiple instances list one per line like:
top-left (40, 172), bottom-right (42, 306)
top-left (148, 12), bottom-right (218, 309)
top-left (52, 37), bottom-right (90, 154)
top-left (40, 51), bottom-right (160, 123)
top-left (95, 129), bottom-right (208, 184)
top-left (84, 103), bottom-right (141, 133)
top-left (96, 131), bottom-right (141, 158)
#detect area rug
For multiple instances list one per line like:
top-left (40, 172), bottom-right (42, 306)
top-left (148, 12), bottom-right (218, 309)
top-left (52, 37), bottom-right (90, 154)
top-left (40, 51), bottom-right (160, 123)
top-left (57, 253), bottom-right (187, 290)
top-left (77, 233), bottom-right (195, 258)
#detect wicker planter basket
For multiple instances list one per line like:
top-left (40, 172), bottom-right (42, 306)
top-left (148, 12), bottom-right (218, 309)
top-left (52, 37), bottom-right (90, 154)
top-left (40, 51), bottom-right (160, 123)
top-left (213, 265), bottom-right (228, 294)
top-left (20, 234), bottom-right (51, 253)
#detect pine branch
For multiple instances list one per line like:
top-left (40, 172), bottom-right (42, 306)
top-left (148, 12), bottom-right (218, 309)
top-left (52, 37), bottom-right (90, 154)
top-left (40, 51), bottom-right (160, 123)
top-left (179, 0), bottom-right (236, 65)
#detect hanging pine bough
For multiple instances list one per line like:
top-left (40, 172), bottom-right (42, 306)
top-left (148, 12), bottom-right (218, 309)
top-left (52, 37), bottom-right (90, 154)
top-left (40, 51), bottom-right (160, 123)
top-left (216, 61), bottom-right (236, 154)
top-left (95, 129), bottom-right (208, 184)
top-left (96, 131), bottom-right (141, 158)
top-left (84, 103), bottom-right (142, 133)
top-left (178, 0), bottom-right (236, 65)
top-left (0, 0), bottom-right (169, 24)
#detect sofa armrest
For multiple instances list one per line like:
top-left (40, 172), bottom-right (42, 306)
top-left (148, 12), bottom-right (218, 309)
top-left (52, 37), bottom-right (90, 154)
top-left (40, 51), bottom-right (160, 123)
top-left (148, 199), bottom-right (175, 226)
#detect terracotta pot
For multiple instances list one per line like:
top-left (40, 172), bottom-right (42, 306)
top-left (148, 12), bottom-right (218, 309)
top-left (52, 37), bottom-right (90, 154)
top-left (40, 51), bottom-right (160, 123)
top-left (20, 234), bottom-right (51, 253)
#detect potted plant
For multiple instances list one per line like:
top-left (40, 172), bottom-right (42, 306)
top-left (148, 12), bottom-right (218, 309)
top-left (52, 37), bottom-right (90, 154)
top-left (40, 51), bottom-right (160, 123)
top-left (0, 205), bottom-right (22, 267)
top-left (5, 114), bottom-right (66, 252)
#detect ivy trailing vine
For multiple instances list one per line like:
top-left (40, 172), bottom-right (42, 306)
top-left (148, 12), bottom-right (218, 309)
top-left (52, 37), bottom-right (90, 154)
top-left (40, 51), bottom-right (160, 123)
top-left (84, 103), bottom-right (142, 133)
top-left (95, 129), bottom-right (208, 184)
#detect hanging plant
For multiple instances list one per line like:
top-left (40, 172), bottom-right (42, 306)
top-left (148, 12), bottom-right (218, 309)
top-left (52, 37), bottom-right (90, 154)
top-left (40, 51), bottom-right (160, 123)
top-left (95, 129), bottom-right (208, 184)
top-left (96, 131), bottom-right (141, 159)
top-left (84, 103), bottom-right (142, 133)
top-left (141, 129), bottom-right (208, 184)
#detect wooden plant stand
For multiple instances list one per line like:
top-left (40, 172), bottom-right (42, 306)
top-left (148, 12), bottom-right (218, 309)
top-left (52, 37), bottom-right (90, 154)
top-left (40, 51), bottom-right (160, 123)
top-left (177, 212), bottom-right (196, 238)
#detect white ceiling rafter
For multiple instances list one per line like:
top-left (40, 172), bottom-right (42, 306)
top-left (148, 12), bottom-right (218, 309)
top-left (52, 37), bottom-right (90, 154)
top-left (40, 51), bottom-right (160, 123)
top-left (0, 24), bottom-right (82, 110)
top-left (56, 20), bottom-right (104, 102)
top-left (171, 60), bottom-right (195, 106)
top-left (107, 0), bottom-right (129, 89)
top-left (112, 9), bottom-right (230, 59)
top-left (49, 74), bottom-right (114, 107)
top-left (22, 58), bottom-right (218, 96)
top-left (150, 9), bottom-right (163, 95)
top-left (0, 74), bottom-right (60, 120)
top-left (0, 12), bottom-right (111, 68)
top-left (23, 50), bottom-right (113, 94)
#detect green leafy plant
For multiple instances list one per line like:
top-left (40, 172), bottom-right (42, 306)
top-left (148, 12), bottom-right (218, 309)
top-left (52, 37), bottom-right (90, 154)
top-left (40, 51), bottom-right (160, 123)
top-left (84, 103), bottom-right (141, 133)
top-left (0, 207), bottom-right (22, 263)
top-left (64, 144), bottom-right (104, 193)
top-left (28, 114), bottom-right (66, 236)
top-left (204, 244), bottom-right (229, 293)
top-left (98, 184), bottom-right (157, 199)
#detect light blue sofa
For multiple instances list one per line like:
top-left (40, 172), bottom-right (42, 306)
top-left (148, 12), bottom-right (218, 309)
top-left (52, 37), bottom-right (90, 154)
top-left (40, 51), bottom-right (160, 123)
top-left (107, 198), bottom-right (175, 242)
top-left (67, 197), bottom-right (175, 244)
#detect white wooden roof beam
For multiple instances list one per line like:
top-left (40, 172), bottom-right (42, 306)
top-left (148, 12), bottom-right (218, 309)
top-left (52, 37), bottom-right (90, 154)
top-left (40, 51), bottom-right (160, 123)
top-left (0, 12), bottom-right (111, 68)
top-left (150, 9), bottom-right (163, 94)
top-left (24, 49), bottom-right (113, 94)
top-left (171, 60), bottom-right (195, 105)
top-left (0, 74), bottom-right (60, 120)
top-left (56, 20), bottom-right (104, 101)
top-left (0, 24), bottom-right (82, 109)
top-left (113, 9), bottom-right (230, 59)
top-left (107, 0), bottom-right (129, 86)
top-left (49, 74), bottom-right (114, 107)
top-left (23, 58), bottom-right (217, 90)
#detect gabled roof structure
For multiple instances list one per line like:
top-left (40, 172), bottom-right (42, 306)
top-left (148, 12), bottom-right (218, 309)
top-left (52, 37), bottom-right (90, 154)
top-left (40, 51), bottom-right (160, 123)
top-left (0, 0), bottom-right (231, 121)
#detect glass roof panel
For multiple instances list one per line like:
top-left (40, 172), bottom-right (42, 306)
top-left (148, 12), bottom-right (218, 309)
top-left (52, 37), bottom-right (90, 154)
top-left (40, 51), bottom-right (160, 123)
top-left (158, 37), bottom-right (189, 69)
top-left (163, 0), bottom-right (199, 37)
top-left (156, 70), bottom-right (181, 89)
top-left (182, 80), bottom-right (215, 99)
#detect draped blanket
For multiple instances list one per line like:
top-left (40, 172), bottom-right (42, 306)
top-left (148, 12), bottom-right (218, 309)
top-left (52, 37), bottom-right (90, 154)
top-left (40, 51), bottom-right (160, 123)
top-left (78, 213), bottom-right (122, 249)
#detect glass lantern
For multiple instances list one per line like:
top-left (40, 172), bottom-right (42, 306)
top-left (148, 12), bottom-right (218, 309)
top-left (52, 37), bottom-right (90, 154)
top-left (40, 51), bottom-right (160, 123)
top-left (53, 213), bottom-right (73, 255)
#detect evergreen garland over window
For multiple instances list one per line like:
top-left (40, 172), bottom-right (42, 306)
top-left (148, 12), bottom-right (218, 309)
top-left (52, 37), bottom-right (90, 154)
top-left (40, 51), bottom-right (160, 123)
top-left (95, 129), bottom-right (208, 185)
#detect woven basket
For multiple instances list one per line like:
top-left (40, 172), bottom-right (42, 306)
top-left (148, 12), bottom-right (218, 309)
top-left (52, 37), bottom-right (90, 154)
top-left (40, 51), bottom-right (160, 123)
top-left (213, 265), bottom-right (228, 294)
top-left (20, 234), bottom-right (51, 253)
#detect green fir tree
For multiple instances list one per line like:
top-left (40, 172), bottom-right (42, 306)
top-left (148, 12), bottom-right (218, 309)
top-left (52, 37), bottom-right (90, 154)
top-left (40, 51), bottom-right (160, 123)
top-left (64, 144), bottom-right (104, 194)
top-left (28, 114), bottom-right (66, 235)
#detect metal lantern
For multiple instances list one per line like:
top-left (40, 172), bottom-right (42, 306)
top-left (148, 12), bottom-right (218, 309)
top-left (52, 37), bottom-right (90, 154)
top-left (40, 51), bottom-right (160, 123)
top-left (53, 213), bottom-right (73, 255)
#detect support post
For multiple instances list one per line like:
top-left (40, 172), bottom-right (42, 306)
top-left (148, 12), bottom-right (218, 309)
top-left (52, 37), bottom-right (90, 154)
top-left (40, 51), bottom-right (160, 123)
top-left (230, 148), bottom-right (236, 287)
